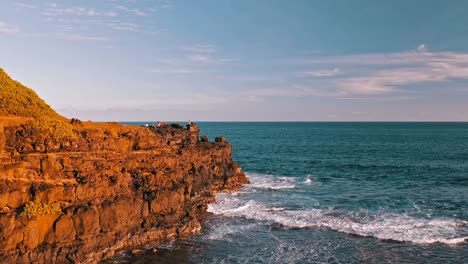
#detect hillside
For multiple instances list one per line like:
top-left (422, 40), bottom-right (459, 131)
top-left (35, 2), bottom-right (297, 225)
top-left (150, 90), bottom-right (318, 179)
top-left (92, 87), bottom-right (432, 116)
top-left (0, 68), bottom-right (75, 140)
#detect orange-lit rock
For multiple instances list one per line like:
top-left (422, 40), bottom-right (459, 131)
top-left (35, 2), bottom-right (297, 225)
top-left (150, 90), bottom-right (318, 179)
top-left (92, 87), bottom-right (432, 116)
top-left (0, 120), bottom-right (249, 263)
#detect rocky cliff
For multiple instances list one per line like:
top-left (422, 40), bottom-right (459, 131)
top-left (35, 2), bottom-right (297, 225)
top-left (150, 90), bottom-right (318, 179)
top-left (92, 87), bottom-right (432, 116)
top-left (0, 69), bottom-right (249, 263)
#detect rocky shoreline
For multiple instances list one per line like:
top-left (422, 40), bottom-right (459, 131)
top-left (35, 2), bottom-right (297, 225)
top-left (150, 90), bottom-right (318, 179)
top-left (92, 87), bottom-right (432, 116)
top-left (0, 119), bottom-right (249, 263)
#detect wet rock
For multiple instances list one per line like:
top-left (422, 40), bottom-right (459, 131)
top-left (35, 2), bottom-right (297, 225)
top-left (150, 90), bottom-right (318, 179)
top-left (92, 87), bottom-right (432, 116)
top-left (131, 249), bottom-right (143, 255)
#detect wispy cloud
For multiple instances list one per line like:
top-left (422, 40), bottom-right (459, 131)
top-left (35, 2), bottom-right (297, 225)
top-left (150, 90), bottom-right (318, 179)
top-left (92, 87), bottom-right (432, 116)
top-left (0, 21), bottom-right (18, 34)
top-left (182, 44), bottom-right (217, 53)
top-left (62, 34), bottom-right (110, 42)
top-left (336, 62), bottom-right (468, 95)
top-left (186, 53), bottom-right (239, 64)
top-left (115, 5), bottom-right (152, 16)
top-left (15, 2), bottom-right (37, 9)
top-left (33, 2), bottom-right (164, 37)
top-left (299, 68), bottom-right (340, 77)
top-left (187, 54), bottom-right (214, 63)
top-left (107, 21), bottom-right (140, 32)
top-left (182, 44), bottom-right (238, 64)
top-left (42, 4), bottom-right (117, 17)
top-left (297, 44), bottom-right (468, 95)
top-left (299, 46), bottom-right (468, 66)
top-left (417, 43), bottom-right (428, 52)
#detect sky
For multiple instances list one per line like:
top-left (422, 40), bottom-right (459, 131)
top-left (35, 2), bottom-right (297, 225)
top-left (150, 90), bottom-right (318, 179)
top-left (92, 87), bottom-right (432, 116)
top-left (1, 0), bottom-right (468, 121)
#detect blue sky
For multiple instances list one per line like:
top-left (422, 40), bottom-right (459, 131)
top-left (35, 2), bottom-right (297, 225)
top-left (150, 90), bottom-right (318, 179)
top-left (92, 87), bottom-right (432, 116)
top-left (1, 0), bottom-right (468, 121)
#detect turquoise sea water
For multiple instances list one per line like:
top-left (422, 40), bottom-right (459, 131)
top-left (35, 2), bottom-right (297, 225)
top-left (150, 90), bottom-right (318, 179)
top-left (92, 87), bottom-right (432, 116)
top-left (111, 122), bottom-right (468, 263)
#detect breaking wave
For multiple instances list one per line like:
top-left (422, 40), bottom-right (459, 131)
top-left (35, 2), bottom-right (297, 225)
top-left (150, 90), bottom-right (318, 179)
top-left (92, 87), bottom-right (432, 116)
top-left (208, 194), bottom-right (468, 245)
top-left (245, 173), bottom-right (297, 190)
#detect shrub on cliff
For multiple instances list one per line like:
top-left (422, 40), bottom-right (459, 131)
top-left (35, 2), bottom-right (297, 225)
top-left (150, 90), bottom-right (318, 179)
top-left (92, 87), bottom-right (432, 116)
top-left (20, 200), bottom-right (61, 219)
top-left (0, 68), bottom-right (76, 140)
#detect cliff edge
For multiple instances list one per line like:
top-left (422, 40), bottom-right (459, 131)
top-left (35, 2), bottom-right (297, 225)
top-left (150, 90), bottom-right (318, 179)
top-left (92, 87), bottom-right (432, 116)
top-left (0, 68), bottom-right (249, 263)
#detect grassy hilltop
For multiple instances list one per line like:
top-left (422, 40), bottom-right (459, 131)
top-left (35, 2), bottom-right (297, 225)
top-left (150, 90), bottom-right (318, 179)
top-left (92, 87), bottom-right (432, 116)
top-left (0, 68), bottom-right (75, 140)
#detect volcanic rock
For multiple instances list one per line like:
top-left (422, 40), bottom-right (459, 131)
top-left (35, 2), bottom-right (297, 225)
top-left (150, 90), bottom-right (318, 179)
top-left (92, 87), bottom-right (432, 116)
top-left (0, 68), bottom-right (249, 263)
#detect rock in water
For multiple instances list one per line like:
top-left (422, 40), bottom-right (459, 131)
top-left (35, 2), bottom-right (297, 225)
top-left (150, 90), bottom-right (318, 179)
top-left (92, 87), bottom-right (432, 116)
top-left (215, 136), bottom-right (225, 143)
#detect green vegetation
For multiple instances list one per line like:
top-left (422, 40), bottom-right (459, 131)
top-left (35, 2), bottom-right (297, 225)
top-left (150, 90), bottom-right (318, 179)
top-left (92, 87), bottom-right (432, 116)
top-left (0, 68), bottom-right (76, 140)
top-left (20, 199), bottom-right (62, 219)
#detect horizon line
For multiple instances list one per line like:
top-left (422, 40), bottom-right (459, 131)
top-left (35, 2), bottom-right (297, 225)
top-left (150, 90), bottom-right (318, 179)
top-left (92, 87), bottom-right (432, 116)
top-left (100, 120), bottom-right (468, 123)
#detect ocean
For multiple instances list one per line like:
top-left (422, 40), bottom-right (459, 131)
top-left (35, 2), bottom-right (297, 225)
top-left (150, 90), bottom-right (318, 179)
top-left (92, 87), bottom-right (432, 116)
top-left (109, 122), bottom-right (468, 263)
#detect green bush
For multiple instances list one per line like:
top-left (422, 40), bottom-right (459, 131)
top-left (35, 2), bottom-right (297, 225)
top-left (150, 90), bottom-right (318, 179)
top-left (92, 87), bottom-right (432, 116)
top-left (20, 200), bottom-right (62, 219)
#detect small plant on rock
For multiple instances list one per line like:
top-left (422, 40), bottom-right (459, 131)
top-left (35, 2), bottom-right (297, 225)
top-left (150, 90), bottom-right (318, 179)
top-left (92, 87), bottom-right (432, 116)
top-left (20, 200), bottom-right (61, 219)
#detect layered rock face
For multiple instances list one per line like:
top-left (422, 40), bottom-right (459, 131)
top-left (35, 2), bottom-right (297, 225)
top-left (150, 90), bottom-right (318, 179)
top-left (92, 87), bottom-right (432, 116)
top-left (0, 70), bottom-right (249, 263)
top-left (0, 121), bottom-right (248, 263)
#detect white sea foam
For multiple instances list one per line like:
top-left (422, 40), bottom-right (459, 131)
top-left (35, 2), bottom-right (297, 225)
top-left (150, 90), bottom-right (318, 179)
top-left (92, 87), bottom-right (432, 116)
top-left (245, 173), bottom-right (296, 190)
top-left (205, 221), bottom-right (260, 241)
top-left (208, 194), bottom-right (468, 245)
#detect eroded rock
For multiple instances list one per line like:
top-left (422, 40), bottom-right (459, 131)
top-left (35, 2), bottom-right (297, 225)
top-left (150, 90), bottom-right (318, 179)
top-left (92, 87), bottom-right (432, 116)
top-left (0, 122), bottom-right (249, 263)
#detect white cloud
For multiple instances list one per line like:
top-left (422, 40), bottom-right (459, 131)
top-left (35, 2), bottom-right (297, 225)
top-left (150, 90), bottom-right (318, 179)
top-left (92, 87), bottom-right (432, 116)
top-left (336, 61), bottom-right (468, 95)
top-left (186, 53), bottom-right (238, 64)
top-left (297, 45), bottom-right (468, 66)
top-left (182, 45), bottom-right (238, 64)
top-left (0, 21), bottom-right (18, 34)
top-left (108, 21), bottom-right (140, 32)
top-left (42, 6), bottom-right (117, 17)
top-left (297, 45), bottom-right (468, 95)
top-left (336, 77), bottom-right (401, 95)
top-left (182, 44), bottom-right (217, 53)
top-left (187, 54), bottom-right (214, 63)
top-left (115, 5), bottom-right (151, 16)
top-left (417, 43), bottom-right (428, 52)
top-left (62, 34), bottom-right (109, 41)
top-left (300, 68), bottom-right (340, 77)
top-left (38, 3), bottom-right (161, 36)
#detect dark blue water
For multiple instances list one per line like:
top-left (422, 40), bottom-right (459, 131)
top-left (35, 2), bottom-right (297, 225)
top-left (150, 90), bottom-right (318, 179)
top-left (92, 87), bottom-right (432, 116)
top-left (110, 122), bottom-right (468, 263)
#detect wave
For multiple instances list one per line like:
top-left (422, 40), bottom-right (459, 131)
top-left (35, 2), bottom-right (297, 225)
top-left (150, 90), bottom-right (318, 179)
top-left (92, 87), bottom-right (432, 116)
top-left (208, 194), bottom-right (468, 245)
top-left (205, 222), bottom-right (260, 241)
top-left (303, 176), bottom-right (312, 185)
top-left (245, 173), bottom-right (297, 190)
